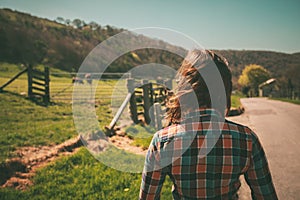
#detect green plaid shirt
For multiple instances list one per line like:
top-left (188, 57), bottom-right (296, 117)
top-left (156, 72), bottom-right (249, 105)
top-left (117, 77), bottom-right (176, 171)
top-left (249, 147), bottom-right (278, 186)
top-left (139, 109), bottom-right (277, 200)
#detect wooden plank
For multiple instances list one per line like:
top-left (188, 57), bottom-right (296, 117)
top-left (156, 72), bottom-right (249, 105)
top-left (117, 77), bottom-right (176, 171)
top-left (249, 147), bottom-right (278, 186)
top-left (32, 91), bottom-right (45, 97)
top-left (32, 80), bottom-right (45, 86)
top-left (32, 75), bottom-right (46, 82)
top-left (107, 93), bottom-right (132, 130)
top-left (0, 67), bottom-right (28, 91)
top-left (32, 86), bottom-right (45, 93)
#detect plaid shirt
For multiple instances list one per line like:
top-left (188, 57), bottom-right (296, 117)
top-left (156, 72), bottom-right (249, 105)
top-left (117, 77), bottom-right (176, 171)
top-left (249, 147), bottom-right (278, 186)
top-left (139, 109), bottom-right (277, 200)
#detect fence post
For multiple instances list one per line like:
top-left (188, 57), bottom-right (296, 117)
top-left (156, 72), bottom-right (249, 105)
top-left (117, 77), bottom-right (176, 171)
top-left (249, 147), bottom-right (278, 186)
top-left (149, 82), bottom-right (155, 125)
top-left (44, 66), bottom-right (50, 104)
top-left (27, 64), bottom-right (33, 99)
top-left (128, 78), bottom-right (139, 124)
top-left (154, 102), bottom-right (162, 130)
top-left (143, 80), bottom-right (151, 124)
top-left (144, 81), bottom-right (155, 125)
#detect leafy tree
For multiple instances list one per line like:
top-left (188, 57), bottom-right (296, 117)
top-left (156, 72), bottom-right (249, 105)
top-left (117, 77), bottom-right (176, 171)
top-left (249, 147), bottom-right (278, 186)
top-left (88, 21), bottom-right (100, 30)
top-left (56, 17), bottom-right (65, 24)
top-left (72, 19), bottom-right (83, 29)
top-left (238, 64), bottom-right (271, 96)
top-left (65, 19), bottom-right (71, 25)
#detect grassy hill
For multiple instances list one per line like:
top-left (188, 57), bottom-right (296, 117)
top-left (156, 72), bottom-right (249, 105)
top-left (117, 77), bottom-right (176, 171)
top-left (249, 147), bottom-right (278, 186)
top-left (0, 8), bottom-right (184, 74)
top-left (0, 8), bottom-right (299, 91)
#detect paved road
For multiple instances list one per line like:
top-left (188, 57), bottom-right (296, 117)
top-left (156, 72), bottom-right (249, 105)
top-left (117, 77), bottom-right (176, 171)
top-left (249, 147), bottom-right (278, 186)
top-left (228, 98), bottom-right (300, 200)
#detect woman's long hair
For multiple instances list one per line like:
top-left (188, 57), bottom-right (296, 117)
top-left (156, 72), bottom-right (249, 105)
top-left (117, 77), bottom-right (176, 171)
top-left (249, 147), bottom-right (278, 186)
top-left (165, 49), bottom-right (232, 124)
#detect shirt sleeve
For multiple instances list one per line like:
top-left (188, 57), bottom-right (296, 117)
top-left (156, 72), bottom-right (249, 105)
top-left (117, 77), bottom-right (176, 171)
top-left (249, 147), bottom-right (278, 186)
top-left (244, 133), bottom-right (278, 200)
top-left (139, 134), bottom-right (167, 200)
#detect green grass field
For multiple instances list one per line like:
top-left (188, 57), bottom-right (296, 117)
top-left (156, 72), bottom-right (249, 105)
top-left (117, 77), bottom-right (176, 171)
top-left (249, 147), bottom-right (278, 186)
top-left (0, 63), bottom-right (174, 199)
top-left (0, 93), bottom-right (173, 199)
top-left (0, 92), bottom-right (76, 161)
top-left (0, 92), bottom-right (173, 199)
top-left (0, 62), bottom-right (243, 199)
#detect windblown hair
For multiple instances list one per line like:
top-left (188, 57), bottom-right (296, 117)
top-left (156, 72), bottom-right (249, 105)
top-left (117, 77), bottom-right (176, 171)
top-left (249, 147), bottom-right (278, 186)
top-left (165, 49), bottom-right (232, 124)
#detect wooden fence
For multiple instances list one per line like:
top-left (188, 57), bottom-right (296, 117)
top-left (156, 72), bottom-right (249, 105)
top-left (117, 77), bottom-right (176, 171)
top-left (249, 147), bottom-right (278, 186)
top-left (50, 73), bottom-right (130, 103)
top-left (0, 65), bottom-right (50, 104)
top-left (106, 78), bottom-right (172, 132)
top-left (128, 78), bottom-right (172, 128)
top-left (27, 65), bottom-right (50, 104)
top-left (1, 68), bottom-right (172, 128)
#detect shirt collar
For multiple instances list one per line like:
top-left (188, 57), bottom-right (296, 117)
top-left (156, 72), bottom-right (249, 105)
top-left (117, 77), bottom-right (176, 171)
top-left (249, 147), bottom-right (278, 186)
top-left (181, 108), bottom-right (223, 120)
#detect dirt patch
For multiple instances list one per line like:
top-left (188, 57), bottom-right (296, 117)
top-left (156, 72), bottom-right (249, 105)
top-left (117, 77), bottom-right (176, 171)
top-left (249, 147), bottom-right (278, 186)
top-left (1, 130), bottom-right (147, 190)
top-left (109, 135), bottom-right (147, 156)
top-left (1, 124), bottom-right (148, 191)
top-left (1, 136), bottom-right (83, 190)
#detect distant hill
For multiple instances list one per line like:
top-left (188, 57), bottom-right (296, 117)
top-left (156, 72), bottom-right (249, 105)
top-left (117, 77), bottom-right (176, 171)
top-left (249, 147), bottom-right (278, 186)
top-left (0, 8), bottom-right (299, 91)
top-left (214, 50), bottom-right (300, 90)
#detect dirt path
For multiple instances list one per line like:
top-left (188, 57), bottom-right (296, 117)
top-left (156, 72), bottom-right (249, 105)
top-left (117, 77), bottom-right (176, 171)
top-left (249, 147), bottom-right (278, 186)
top-left (1, 131), bottom-right (146, 190)
top-left (1, 102), bottom-right (146, 190)
top-left (1, 136), bottom-right (83, 190)
top-left (109, 135), bottom-right (147, 156)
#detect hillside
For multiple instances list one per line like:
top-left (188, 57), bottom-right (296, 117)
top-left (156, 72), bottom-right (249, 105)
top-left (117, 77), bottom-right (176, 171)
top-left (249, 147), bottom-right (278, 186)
top-left (214, 50), bottom-right (300, 89)
top-left (0, 8), bottom-right (184, 74)
top-left (0, 8), bottom-right (299, 90)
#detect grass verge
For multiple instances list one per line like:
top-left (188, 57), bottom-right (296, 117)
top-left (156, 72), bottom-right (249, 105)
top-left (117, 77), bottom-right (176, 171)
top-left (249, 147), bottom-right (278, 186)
top-left (270, 97), bottom-right (300, 105)
top-left (231, 91), bottom-right (245, 109)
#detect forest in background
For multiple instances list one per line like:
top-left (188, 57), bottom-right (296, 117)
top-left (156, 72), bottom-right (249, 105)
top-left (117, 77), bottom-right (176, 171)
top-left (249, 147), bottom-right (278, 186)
top-left (0, 8), bottom-right (299, 94)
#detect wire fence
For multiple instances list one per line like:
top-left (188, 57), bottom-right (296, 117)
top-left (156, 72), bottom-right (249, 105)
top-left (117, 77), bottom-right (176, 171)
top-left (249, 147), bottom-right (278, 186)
top-left (49, 73), bottom-right (130, 108)
top-left (0, 72), bottom-right (130, 104)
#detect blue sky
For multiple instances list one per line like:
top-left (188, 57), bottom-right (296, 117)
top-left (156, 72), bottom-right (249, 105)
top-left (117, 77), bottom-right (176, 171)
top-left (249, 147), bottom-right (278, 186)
top-left (1, 0), bottom-right (299, 53)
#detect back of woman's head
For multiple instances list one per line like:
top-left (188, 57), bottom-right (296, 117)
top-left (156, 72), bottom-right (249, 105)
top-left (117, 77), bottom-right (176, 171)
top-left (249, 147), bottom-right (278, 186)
top-left (165, 49), bottom-right (232, 124)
